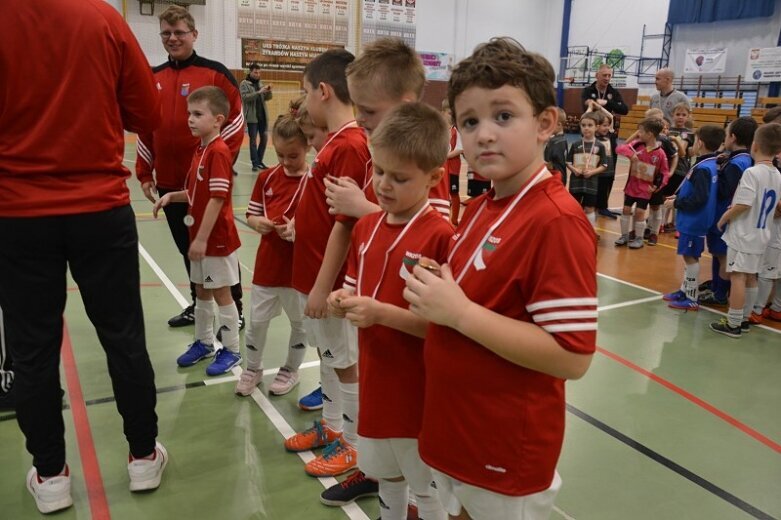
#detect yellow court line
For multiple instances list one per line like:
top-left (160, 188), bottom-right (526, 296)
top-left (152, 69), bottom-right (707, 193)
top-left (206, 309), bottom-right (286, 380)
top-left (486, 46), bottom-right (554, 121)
top-left (596, 226), bottom-right (713, 259)
top-left (136, 206), bottom-right (248, 219)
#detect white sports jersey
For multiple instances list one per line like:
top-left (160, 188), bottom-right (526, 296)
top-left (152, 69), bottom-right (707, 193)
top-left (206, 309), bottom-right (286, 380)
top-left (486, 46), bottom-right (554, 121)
top-left (723, 164), bottom-right (781, 254)
top-left (767, 213), bottom-right (781, 250)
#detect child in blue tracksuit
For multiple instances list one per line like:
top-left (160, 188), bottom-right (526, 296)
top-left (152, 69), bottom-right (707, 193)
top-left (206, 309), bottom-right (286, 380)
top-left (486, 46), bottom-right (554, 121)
top-left (664, 125), bottom-right (724, 310)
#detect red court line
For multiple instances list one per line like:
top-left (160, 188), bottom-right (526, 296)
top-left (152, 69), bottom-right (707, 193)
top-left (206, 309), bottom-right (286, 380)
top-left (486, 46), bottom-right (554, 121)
top-left (597, 346), bottom-right (781, 454)
top-left (61, 323), bottom-right (112, 520)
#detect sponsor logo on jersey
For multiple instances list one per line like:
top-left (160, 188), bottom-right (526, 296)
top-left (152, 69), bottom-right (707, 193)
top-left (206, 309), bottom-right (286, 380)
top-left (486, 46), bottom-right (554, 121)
top-left (205, 276), bottom-right (213, 283)
top-left (322, 349), bottom-right (334, 359)
top-left (484, 464), bottom-right (507, 473)
top-left (265, 187), bottom-right (273, 197)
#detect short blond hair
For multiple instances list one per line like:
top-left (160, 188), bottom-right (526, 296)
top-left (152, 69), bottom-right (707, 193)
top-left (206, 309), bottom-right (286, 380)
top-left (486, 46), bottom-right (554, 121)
top-left (347, 38), bottom-right (425, 100)
top-left (754, 122), bottom-right (781, 156)
top-left (370, 102), bottom-right (449, 172)
top-left (159, 5), bottom-right (195, 31)
top-left (645, 107), bottom-right (664, 120)
top-left (188, 86), bottom-right (229, 119)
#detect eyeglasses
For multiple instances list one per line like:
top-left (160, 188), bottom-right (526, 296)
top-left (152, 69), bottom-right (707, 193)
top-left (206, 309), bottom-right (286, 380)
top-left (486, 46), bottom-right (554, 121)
top-left (159, 30), bottom-right (193, 40)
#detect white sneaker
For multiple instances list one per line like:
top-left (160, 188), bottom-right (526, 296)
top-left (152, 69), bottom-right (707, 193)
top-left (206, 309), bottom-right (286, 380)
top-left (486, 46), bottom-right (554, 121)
top-left (235, 368), bottom-right (263, 396)
top-left (128, 442), bottom-right (168, 492)
top-left (26, 465), bottom-right (73, 514)
top-left (269, 367), bottom-right (300, 396)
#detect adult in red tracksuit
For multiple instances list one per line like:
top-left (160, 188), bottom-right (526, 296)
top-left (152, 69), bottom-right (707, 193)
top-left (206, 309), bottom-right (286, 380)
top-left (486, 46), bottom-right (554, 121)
top-left (136, 5), bottom-right (246, 328)
top-left (0, 0), bottom-right (161, 490)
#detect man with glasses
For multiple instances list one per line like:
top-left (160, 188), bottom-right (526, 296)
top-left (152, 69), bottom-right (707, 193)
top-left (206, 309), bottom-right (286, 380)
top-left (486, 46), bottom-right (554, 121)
top-left (136, 5), bottom-right (245, 330)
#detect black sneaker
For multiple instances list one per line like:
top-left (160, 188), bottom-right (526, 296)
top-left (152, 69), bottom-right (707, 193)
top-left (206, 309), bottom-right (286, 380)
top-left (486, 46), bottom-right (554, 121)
top-left (643, 228), bottom-right (651, 241)
top-left (698, 280), bottom-right (712, 292)
top-left (741, 321), bottom-right (751, 334)
top-left (168, 304), bottom-right (195, 327)
top-left (709, 318), bottom-right (741, 338)
top-left (320, 471), bottom-right (379, 506)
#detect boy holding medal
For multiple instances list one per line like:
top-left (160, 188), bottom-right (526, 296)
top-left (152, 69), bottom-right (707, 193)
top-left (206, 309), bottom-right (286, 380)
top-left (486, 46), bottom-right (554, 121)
top-left (403, 38), bottom-right (597, 520)
top-left (327, 102), bottom-right (452, 520)
top-left (566, 112), bottom-right (608, 234)
top-left (154, 86), bottom-right (242, 375)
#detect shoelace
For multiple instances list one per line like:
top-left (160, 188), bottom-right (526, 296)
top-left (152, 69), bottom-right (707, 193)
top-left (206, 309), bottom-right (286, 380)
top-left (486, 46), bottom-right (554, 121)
top-left (341, 471), bottom-right (366, 488)
top-left (321, 439), bottom-right (344, 460)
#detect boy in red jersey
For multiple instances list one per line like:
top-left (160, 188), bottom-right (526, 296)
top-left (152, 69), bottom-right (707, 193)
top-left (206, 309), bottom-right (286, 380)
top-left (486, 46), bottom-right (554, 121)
top-left (328, 103), bottom-right (451, 520)
top-left (324, 38), bottom-right (451, 220)
top-left (154, 87), bottom-right (243, 376)
top-left (443, 99), bottom-right (464, 225)
top-left (235, 115), bottom-right (310, 397)
top-left (283, 49), bottom-right (371, 478)
top-left (403, 38), bottom-right (597, 519)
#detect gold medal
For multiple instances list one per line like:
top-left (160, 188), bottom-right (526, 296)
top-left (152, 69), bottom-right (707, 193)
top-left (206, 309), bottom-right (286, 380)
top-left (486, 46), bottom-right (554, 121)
top-left (183, 215), bottom-right (195, 227)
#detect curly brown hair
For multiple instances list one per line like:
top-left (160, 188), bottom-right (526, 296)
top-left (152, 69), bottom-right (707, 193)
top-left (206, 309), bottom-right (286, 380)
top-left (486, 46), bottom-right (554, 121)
top-left (447, 37), bottom-right (556, 123)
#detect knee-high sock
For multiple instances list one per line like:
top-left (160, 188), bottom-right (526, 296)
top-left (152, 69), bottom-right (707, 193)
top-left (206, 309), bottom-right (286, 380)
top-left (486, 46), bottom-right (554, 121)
top-left (743, 286), bottom-right (758, 320)
top-left (620, 215), bottom-right (631, 236)
top-left (648, 208), bottom-right (662, 234)
top-left (633, 220), bottom-right (646, 239)
top-left (754, 277), bottom-right (774, 314)
top-left (218, 303), bottom-right (240, 353)
top-left (771, 280), bottom-right (781, 311)
top-left (379, 480), bottom-right (409, 520)
top-left (414, 490), bottom-right (447, 520)
top-left (587, 211), bottom-right (597, 229)
top-left (320, 363), bottom-right (342, 432)
top-left (340, 381), bottom-right (359, 448)
top-left (684, 262), bottom-right (700, 301)
top-left (195, 298), bottom-right (215, 345)
top-left (284, 321), bottom-right (308, 370)
top-left (245, 319), bottom-right (270, 371)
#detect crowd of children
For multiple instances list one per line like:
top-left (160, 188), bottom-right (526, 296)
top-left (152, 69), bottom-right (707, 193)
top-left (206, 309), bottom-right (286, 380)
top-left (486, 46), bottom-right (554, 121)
top-left (144, 32), bottom-right (781, 520)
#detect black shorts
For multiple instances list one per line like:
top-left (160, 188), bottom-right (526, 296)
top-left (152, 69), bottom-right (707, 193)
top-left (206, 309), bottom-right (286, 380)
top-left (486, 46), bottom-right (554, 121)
top-left (623, 195), bottom-right (650, 210)
top-left (570, 192), bottom-right (598, 208)
top-left (649, 190), bottom-right (666, 206)
top-left (467, 178), bottom-right (491, 197)
top-left (661, 174), bottom-right (685, 197)
top-left (449, 174), bottom-right (460, 195)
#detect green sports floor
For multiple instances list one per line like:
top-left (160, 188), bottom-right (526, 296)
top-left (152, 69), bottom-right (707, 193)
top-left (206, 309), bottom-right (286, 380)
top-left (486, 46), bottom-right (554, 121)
top-left (0, 145), bottom-right (779, 520)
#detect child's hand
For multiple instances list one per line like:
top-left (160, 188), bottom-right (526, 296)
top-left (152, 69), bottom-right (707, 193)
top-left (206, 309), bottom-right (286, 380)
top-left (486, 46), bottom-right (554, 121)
top-left (327, 288), bottom-right (353, 318)
top-left (142, 181), bottom-right (158, 204)
top-left (403, 263), bottom-right (471, 329)
top-left (188, 238), bottom-right (207, 262)
top-left (649, 185), bottom-right (658, 194)
top-left (325, 175), bottom-right (366, 217)
top-left (249, 215), bottom-right (275, 235)
top-left (340, 295), bottom-right (380, 328)
top-left (277, 216), bottom-right (295, 242)
top-left (663, 196), bottom-right (676, 209)
top-left (152, 194), bottom-right (170, 218)
top-left (305, 287), bottom-right (329, 319)
top-left (717, 216), bottom-right (728, 231)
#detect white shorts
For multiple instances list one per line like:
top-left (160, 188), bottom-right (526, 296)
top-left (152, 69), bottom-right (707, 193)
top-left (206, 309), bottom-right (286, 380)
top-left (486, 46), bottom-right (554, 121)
top-left (297, 291), bottom-right (357, 369)
top-left (726, 248), bottom-right (763, 274)
top-left (249, 285), bottom-right (304, 323)
top-left (190, 252), bottom-right (240, 288)
top-left (760, 246), bottom-right (781, 279)
top-left (432, 469), bottom-right (562, 520)
top-left (358, 437), bottom-right (435, 495)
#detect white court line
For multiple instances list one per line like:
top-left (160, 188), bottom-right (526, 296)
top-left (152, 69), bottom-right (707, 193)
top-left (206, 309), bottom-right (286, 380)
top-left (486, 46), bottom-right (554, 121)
top-left (598, 295), bottom-right (662, 312)
top-left (598, 272), bottom-right (781, 336)
top-left (139, 241), bottom-right (368, 520)
top-left (553, 505), bottom-right (578, 520)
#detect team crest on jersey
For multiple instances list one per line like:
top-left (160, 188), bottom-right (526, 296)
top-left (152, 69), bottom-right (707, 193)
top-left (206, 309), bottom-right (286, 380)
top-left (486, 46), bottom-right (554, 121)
top-left (398, 251), bottom-right (421, 280)
top-left (197, 165), bottom-right (204, 181)
top-left (156, 82), bottom-right (162, 91)
top-left (181, 83), bottom-right (191, 96)
top-left (473, 236), bottom-right (501, 271)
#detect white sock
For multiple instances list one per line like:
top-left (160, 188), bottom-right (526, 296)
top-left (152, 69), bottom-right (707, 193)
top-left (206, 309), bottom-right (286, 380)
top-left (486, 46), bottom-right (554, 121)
top-left (684, 263), bottom-right (700, 301)
top-left (649, 209), bottom-right (662, 234)
top-left (620, 215), bottom-right (631, 236)
top-left (660, 206), bottom-right (669, 228)
top-left (195, 298), bottom-right (215, 345)
top-left (587, 211), bottom-right (596, 228)
top-left (634, 220), bottom-right (646, 239)
top-left (379, 480), bottom-right (408, 520)
top-left (320, 364), bottom-right (342, 433)
top-left (754, 277), bottom-right (773, 314)
top-left (284, 320), bottom-right (308, 370)
top-left (727, 307), bottom-right (743, 329)
top-left (218, 303), bottom-right (240, 352)
top-left (772, 280), bottom-right (781, 311)
top-left (414, 491), bottom-right (447, 520)
top-left (244, 319), bottom-right (269, 371)
top-left (340, 381), bottom-right (359, 448)
top-left (743, 286), bottom-right (758, 320)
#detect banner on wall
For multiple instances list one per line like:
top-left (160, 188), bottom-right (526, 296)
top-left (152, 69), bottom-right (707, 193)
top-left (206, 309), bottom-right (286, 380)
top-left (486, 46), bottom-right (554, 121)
top-left (745, 47), bottom-right (781, 82)
top-left (684, 48), bottom-right (727, 74)
top-left (418, 52), bottom-right (452, 81)
top-left (362, 0), bottom-right (416, 48)
top-left (237, 0), bottom-right (348, 45)
top-left (242, 38), bottom-right (344, 71)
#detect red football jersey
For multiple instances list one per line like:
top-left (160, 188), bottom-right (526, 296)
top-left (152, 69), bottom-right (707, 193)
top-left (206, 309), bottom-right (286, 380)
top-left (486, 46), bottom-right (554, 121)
top-left (247, 165), bottom-right (306, 287)
top-left (344, 208), bottom-right (454, 438)
top-left (446, 126), bottom-right (462, 176)
top-left (292, 123), bottom-right (370, 294)
top-left (419, 171), bottom-right (597, 496)
top-left (185, 138), bottom-right (240, 256)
